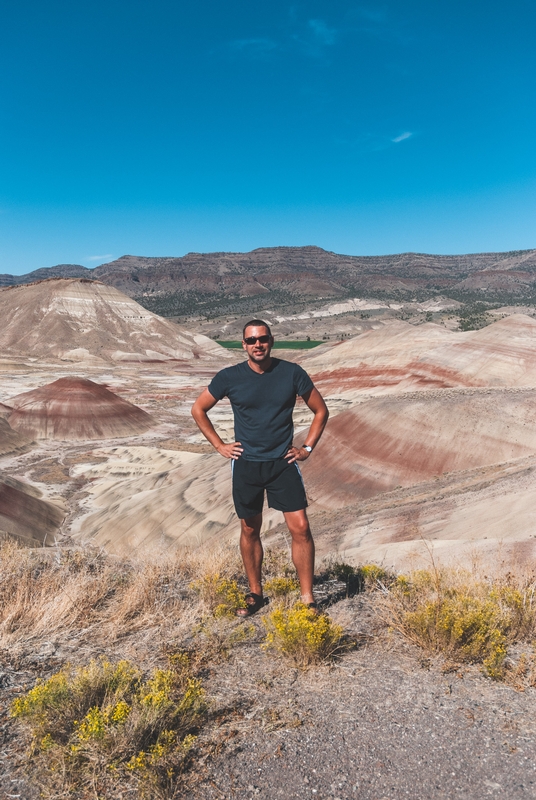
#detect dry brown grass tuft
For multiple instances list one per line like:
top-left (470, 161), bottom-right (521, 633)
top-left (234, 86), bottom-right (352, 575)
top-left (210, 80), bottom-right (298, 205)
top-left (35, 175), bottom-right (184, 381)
top-left (0, 538), bottom-right (248, 666)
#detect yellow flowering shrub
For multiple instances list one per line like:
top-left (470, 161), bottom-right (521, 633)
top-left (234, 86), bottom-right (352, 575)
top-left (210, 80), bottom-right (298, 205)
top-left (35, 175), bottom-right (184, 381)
top-left (264, 576), bottom-right (300, 597)
top-left (140, 669), bottom-right (176, 710)
top-left (73, 699), bottom-right (131, 747)
top-left (190, 573), bottom-right (246, 617)
top-left (263, 602), bottom-right (345, 667)
top-left (11, 669), bottom-right (71, 726)
top-left (384, 568), bottom-right (536, 679)
top-left (10, 656), bottom-right (207, 796)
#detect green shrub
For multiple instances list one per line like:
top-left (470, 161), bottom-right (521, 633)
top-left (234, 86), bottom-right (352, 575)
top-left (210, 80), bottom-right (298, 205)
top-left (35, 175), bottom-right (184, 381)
top-left (263, 603), bottom-right (345, 667)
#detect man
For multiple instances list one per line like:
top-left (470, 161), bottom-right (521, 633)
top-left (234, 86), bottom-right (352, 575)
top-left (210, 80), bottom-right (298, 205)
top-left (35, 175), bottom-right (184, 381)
top-left (191, 319), bottom-right (329, 616)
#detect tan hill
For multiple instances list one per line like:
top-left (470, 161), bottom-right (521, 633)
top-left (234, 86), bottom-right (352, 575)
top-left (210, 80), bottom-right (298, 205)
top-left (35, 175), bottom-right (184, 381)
top-left (300, 320), bottom-right (455, 370)
top-left (7, 378), bottom-right (154, 441)
top-left (301, 315), bottom-right (536, 398)
top-left (298, 388), bottom-right (536, 508)
top-left (71, 385), bottom-right (536, 557)
top-left (300, 321), bottom-right (461, 396)
top-left (294, 454), bottom-right (536, 568)
top-left (417, 314), bottom-right (536, 387)
top-left (0, 475), bottom-right (65, 546)
top-left (71, 447), bottom-right (233, 555)
top-left (0, 278), bottom-right (234, 363)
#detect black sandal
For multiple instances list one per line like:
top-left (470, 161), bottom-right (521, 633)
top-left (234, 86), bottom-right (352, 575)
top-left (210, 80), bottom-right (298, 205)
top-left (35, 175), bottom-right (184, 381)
top-left (307, 601), bottom-right (319, 614)
top-left (236, 592), bottom-right (270, 618)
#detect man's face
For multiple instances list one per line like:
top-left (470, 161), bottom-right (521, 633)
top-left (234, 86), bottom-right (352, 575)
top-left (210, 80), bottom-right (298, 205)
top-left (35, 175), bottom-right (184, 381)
top-left (242, 325), bottom-right (273, 363)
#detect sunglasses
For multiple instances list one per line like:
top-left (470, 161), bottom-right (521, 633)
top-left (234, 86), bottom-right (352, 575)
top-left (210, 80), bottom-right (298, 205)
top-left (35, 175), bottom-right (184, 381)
top-left (243, 335), bottom-right (271, 345)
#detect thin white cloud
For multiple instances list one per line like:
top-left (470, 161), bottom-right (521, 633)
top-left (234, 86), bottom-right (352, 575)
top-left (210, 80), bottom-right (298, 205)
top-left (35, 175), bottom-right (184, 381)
top-left (392, 132), bottom-right (413, 143)
top-left (85, 254), bottom-right (113, 262)
top-left (227, 18), bottom-right (336, 62)
top-left (308, 19), bottom-right (336, 45)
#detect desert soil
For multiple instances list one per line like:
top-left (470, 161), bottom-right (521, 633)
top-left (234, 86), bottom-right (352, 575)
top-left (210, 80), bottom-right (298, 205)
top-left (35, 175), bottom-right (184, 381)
top-left (1, 596), bottom-right (535, 800)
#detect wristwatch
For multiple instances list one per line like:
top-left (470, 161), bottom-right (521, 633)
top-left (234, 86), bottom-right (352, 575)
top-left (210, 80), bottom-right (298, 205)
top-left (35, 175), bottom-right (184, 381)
top-left (302, 445), bottom-right (313, 453)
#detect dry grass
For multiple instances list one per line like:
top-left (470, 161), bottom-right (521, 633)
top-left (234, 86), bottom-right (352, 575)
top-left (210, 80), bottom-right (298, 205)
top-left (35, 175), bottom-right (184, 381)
top-left (8, 534), bottom-right (536, 798)
top-left (0, 539), bottom-right (249, 665)
top-left (0, 538), bottom-right (305, 798)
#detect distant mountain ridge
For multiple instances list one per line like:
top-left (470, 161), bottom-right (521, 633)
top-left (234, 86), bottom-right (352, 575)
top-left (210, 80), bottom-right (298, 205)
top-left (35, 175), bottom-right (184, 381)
top-left (0, 263), bottom-right (92, 286)
top-left (3, 246), bottom-right (536, 316)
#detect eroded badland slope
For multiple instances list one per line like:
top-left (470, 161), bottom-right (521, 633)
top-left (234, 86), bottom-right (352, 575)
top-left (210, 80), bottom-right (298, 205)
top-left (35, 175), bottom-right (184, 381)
top-left (2, 278), bottom-right (536, 798)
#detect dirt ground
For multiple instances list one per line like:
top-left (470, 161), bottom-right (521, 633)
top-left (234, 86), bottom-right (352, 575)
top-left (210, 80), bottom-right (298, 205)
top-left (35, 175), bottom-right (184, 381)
top-left (2, 595), bottom-right (535, 800)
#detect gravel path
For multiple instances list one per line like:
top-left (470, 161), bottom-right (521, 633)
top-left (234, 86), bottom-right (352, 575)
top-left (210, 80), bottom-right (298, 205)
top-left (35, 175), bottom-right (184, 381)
top-left (189, 598), bottom-right (536, 800)
top-left (192, 649), bottom-right (536, 800)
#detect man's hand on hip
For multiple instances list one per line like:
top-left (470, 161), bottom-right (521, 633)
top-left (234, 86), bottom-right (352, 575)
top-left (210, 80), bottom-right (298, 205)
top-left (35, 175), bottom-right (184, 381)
top-left (285, 446), bottom-right (310, 464)
top-left (217, 441), bottom-right (244, 459)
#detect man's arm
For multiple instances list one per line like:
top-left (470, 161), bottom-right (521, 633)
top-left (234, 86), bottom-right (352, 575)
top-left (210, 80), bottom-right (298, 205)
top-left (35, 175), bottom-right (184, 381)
top-left (285, 387), bottom-right (329, 464)
top-left (191, 388), bottom-right (244, 459)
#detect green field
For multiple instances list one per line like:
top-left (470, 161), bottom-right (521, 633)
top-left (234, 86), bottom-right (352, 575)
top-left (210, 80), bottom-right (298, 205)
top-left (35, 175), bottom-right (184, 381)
top-left (217, 340), bottom-right (324, 349)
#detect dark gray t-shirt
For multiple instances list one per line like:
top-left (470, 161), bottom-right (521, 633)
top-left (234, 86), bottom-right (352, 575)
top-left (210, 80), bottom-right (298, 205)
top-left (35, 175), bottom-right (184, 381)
top-left (207, 358), bottom-right (314, 461)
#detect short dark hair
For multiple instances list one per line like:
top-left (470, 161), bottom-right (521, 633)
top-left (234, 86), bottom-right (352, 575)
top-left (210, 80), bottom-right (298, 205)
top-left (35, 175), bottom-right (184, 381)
top-left (242, 319), bottom-right (272, 339)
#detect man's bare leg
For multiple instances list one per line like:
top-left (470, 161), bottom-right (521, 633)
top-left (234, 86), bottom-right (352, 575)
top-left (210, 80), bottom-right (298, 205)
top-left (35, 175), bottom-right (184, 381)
top-left (283, 509), bottom-right (315, 604)
top-left (239, 513), bottom-right (264, 596)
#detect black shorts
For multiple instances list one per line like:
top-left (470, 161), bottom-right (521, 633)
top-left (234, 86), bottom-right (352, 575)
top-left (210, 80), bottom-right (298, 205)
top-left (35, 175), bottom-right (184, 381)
top-left (231, 458), bottom-right (308, 519)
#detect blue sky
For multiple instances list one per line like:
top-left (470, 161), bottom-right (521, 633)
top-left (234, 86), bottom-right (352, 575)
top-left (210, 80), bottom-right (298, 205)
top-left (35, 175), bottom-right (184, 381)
top-left (1, 0), bottom-right (535, 273)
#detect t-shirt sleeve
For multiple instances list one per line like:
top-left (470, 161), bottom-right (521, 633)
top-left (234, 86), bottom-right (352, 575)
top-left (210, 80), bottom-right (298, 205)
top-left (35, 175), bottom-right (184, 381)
top-left (207, 369), bottom-right (228, 400)
top-left (294, 364), bottom-right (314, 397)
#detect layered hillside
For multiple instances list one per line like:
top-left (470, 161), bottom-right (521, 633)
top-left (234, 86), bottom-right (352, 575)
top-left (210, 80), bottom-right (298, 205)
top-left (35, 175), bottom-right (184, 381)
top-left (302, 314), bottom-right (536, 397)
top-left (7, 378), bottom-right (154, 441)
top-left (299, 388), bottom-right (536, 507)
top-left (0, 278), bottom-right (234, 362)
top-left (70, 314), bottom-right (536, 561)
